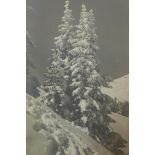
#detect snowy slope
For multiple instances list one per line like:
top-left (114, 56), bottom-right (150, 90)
top-left (26, 94), bottom-right (113, 155)
top-left (101, 75), bottom-right (129, 102)
top-left (27, 114), bottom-right (53, 155)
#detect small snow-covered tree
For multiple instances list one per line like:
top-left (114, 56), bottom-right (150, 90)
top-left (42, 0), bottom-right (75, 114)
top-left (68, 4), bottom-right (111, 140)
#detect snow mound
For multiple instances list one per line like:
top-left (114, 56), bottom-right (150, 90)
top-left (26, 94), bottom-right (113, 155)
top-left (101, 75), bottom-right (129, 102)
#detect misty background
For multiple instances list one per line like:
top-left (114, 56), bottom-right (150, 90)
top-left (27, 0), bottom-right (129, 83)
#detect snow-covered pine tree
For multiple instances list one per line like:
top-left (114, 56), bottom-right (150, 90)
top-left (42, 0), bottom-right (75, 115)
top-left (68, 4), bottom-right (111, 141)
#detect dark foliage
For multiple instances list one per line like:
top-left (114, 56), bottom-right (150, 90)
top-left (26, 76), bottom-right (40, 97)
top-left (105, 132), bottom-right (127, 155)
top-left (121, 102), bottom-right (129, 117)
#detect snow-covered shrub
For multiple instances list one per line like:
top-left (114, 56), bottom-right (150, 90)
top-left (107, 97), bottom-right (129, 117)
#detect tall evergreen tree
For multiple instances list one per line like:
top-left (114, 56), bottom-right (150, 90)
top-left (68, 4), bottom-right (111, 141)
top-left (42, 0), bottom-right (75, 114)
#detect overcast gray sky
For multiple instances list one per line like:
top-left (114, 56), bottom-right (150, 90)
top-left (27, 0), bottom-right (128, 82)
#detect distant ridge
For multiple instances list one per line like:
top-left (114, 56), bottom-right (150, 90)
top-left (101, 74), bottom-right (129, 102)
